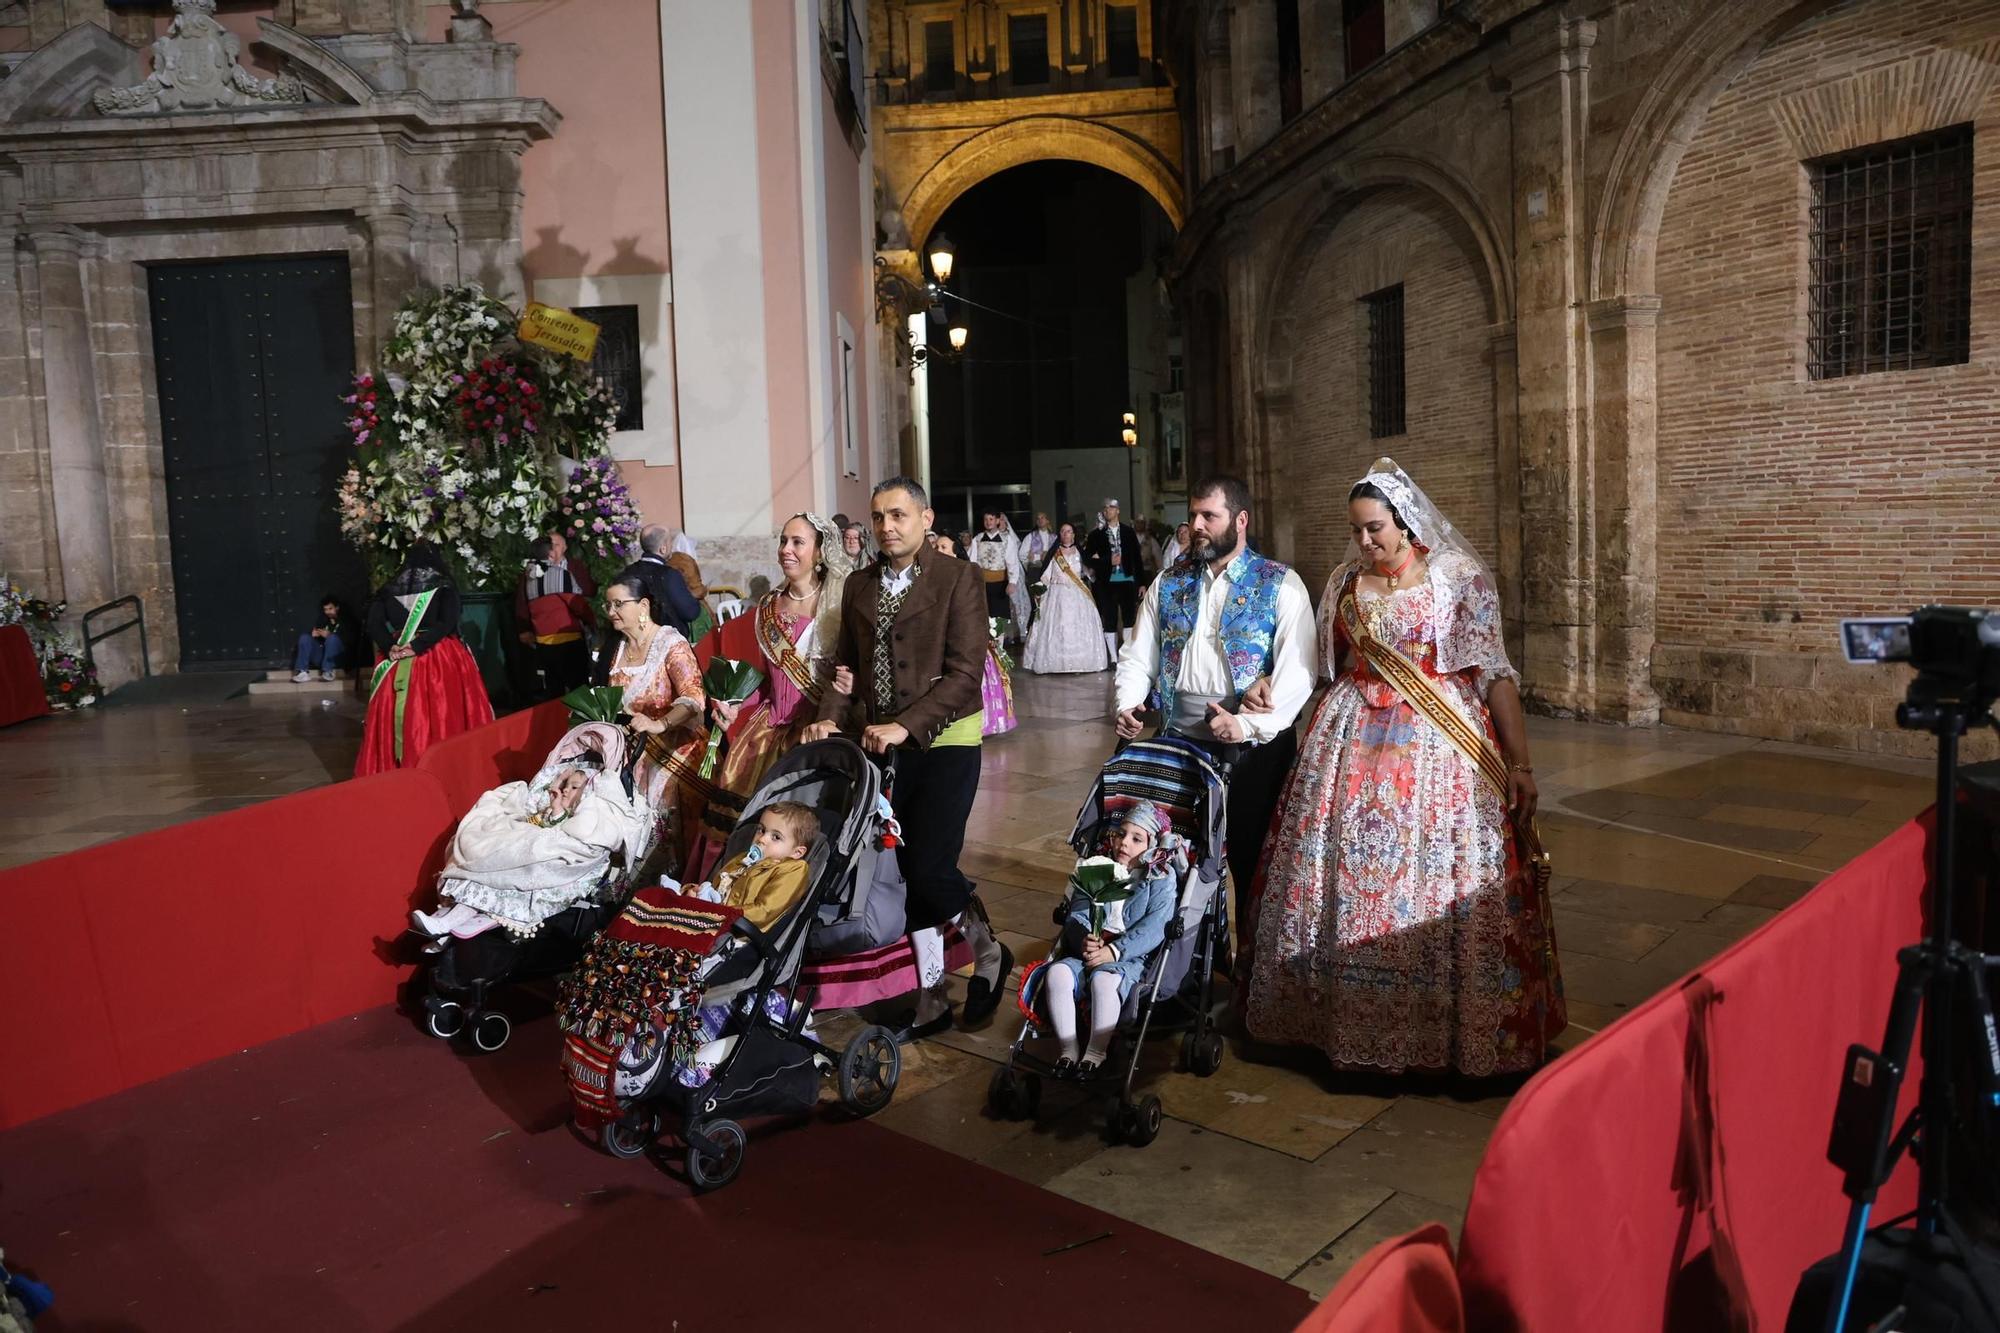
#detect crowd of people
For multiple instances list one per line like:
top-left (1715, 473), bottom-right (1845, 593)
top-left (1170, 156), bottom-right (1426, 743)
top-left (363, 459), bottom-right (1564, 1084)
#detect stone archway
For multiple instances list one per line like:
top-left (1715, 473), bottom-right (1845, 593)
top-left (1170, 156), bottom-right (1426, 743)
top-left (1250, 157), bottom-right (1521, 640)
top-left (896, 114), bottom-right (1186, 250)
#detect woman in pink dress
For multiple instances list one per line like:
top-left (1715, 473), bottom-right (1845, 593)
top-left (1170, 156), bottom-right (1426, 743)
top-left (1245, 459), bottom-right (1563, 1076)
top-left (594, 574), bottom-right (706, 876)
top-left (682, 513), bottom-right (853, 879)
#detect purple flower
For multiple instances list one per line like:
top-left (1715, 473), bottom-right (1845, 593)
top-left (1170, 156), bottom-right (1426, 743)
top-left (422, 486), bottom-right (437, 497)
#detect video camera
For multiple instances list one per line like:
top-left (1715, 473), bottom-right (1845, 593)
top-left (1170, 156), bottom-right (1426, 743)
top-left (1841, 607), bottom-right (2000, 729)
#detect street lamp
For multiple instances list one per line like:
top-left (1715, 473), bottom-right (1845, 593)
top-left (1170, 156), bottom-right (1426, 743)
top-left (927, 233), bottom-right (957, 286)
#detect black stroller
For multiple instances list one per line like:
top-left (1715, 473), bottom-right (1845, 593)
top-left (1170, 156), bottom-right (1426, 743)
top-left (586, 738), bottom-right (906, 1190)
top-left (420, 722), bottom-right (659, 1053)
top-left (986, 736), bottom-right (1231, 1146)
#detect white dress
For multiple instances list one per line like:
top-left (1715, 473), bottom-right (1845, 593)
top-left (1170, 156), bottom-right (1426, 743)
top-left (1022, 547), bottom-right (1110, 674)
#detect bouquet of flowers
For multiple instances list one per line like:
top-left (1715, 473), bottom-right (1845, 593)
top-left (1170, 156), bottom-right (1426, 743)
top-left (562, 684), bottom-right (626, 726)
top-left (698, 657), bottom-right (765, 779)
top-left (1066, 856), bottom-right (1135, 936)
top-left (336, 285), bottom-right (632, 594)
top-left (555, 455), bottom-right (643, 592)
top-left (1, 579), bottom-right (99, 710)
top-left (988, 616), bottom-right (1014, 671)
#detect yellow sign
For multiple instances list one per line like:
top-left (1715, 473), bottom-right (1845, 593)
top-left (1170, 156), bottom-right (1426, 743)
top-left (518, 302), bottom-right (601, 361)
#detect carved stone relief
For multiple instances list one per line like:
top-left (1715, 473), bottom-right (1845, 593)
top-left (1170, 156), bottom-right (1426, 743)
top-left (92, 0), bottom-right (306, 114)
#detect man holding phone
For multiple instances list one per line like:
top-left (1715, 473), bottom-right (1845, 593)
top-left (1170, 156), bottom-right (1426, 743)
top-left (1114, 475), bottom-right (1316, 946)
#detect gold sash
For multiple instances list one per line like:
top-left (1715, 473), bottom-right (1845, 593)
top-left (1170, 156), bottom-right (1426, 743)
top-left (755, 595), bottom-right (821, 702)
top-left (1050, 549), bottom-right (1092, 597)
top-left (1339, 586), bottom-right (1551, 882)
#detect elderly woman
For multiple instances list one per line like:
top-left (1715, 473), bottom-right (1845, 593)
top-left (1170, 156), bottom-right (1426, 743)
top-left (1246, 458), bottom-right (1563, 1076)
top-left (593, 574), bottom-right (706, 874)
top-left (682, 513), bottom-right (854, 878)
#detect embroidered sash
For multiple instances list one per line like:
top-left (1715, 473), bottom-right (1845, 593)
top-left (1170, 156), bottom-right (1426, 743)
top-left (1338, 586), bottom-right (1550, 879)
top-left (755, 595), bottom-right (821, 702)
top-left (1050, 549), bottom-right (1091, 596)
top-left (368, 587), bottom-right (436, 764)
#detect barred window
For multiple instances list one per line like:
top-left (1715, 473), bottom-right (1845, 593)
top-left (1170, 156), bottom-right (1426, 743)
top-left (1365, 284), bottom-right (1405, 439)
top-left (1106, 5), bottom-right (1139, 78)
top-left (923, 20), bottom-right (954, 95)
top-left (1807, 126), bottom-right (1973, 380)
top-left (1009, 14), bottom-right (1049, 86)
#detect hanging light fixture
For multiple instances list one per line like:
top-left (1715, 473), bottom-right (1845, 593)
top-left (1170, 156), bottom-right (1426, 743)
top-left (927, 233), bottom-right (957, 286)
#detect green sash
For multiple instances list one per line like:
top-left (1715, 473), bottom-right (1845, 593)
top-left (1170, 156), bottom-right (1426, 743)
top-left (369, 588), bottom-right (436, 764)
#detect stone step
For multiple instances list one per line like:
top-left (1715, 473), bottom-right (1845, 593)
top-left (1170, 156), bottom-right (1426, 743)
top-left (247, 677), bottom-right (357, 695)
top-left (261, 669), bottom-right (357, 682)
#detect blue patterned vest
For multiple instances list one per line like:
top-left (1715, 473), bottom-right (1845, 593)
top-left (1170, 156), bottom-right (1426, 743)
top-left (1156, 548), bottom-right (1289, 725)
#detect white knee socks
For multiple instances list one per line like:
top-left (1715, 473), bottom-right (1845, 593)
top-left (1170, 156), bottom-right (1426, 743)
top-left (1046, 975), bottom-right (1081, 1061)
top-left (1083, 970), bottom-right (1122, 1065)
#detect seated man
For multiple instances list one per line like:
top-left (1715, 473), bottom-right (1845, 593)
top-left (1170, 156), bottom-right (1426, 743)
top-left (292, 593), bottom-right (352, 682)
top-left (516, 533), bottom-right (597, 700)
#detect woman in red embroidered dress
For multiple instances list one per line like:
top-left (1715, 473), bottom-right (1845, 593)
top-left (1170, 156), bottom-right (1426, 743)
top-left (1245, 460), bottom-right (1563, 1076)
top-left (682, 513), bottom-right (854, 879)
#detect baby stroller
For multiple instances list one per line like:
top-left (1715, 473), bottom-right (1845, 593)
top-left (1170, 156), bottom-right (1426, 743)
top-left (421, 722), bottom-right (663, 1053)
top-left (986, 736), bottom-right (1230, 1147)
top-left (580, 737), bottom-right (906, 1190)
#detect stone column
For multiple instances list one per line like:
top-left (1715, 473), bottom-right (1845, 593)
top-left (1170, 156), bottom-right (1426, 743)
top-left (30, 227), bottom-right (116, 613)
top-left (1489, 321), bottom-right (1524, 666)
top-left (362, 207), bottom-right (416, 344)
top-left (1501, 15), bottom-right (1595, 715)
top-left (1297, 0), bottom-right (1341, 105)
top-left (0, 239), bottom-right (58, 595)
top-left (1229, 0), bottom-right (1282, 159)
top-left (1586, 294), bottom-right (1662, 724)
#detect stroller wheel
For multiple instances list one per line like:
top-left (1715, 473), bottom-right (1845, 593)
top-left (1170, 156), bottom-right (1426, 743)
top-left (602, 1111), bottom-right (657, 1160)
top-left (686, 1119), bottom-right (746, 1192)
top-left (1182, 1029), bottom-right (1225, 1078)
top-left (986, 1067), bottom-right (1040, 1121)
top-left (470, 1011), bottom-right (512, 1053)
top-left (425, 999), bottom-right (466, 1041)
top-left (1118, 1094), bottom-right (1164, 1148)
top-left (838, 1025), bottom-right (902, 1117)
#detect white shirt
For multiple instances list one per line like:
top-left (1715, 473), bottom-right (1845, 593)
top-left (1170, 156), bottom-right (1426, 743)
top-left (1114, 560), bottom-right (1318, 745)
top-left (881, 559), bottom-right (919, 597)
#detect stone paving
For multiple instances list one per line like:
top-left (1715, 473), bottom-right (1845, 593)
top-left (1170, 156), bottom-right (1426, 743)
top-left (0, 669), bottom-right (1931, 1298)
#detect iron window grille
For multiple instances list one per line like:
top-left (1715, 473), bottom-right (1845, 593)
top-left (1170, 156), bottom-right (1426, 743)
top-left (923, 20), bottom-right (954, 95)
top-left (1365, 284), bottom-right (1405, 439)
top-left (1807, 125), bottom-right (1973, 380)
top-left (1106, 5), bottom-right (1140, 77)
top-left (1009, 14), bottom-right (1050, 86)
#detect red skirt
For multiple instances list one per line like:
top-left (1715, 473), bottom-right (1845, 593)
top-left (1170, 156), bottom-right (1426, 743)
top-left (354, 637), bottom-right (494, 777)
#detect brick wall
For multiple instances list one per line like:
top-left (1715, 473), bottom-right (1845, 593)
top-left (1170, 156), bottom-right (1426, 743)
top-left (1281, 185), bottom-right (1499, 597)
top-left (1654, 0), bottom-right (2000, 758)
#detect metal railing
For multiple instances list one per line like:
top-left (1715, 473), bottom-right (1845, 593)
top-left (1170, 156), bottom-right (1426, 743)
top-left (82, 595), bottom-right (150, 681)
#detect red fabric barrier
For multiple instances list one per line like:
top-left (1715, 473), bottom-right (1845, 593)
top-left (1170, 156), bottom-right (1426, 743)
top-left (1456, 817), bottom-right (1930, 1332)
top-left (413, 699), bottom-right (571, 818)
top-left (0, 623), bottom-right (50, 727)
top-left (0, 769), bottom-right (455, 1129)
top-left (1298, 1225), bottom-right (1464, 1333)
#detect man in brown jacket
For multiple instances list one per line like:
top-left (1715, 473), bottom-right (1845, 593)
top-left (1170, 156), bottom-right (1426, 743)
top-left (804, 476), bottom-right (1012, 1038)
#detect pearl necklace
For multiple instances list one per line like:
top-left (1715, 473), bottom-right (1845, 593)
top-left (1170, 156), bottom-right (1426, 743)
top-left (783, 581), bottom-right (820, 604)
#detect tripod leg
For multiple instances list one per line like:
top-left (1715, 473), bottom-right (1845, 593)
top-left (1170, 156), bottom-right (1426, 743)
top-left (1823, 1201), bottom-right (1873, 1333)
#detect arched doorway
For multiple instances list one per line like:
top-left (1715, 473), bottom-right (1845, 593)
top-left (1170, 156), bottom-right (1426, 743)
top-left (912, 160), bottom-right (1181, 543)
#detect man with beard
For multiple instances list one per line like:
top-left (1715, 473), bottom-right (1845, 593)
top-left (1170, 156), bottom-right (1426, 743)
top-left (1113, 475), bottom-right (1315, 949)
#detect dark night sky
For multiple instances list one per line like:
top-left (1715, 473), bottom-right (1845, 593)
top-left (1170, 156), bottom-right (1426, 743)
top-left (924, 162), bottom-right (1171, 491)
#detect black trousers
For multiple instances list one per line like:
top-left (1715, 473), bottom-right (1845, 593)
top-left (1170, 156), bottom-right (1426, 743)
top-left (1094, 579), bottom-right (1140, 633)
top-left (890, 743), bottom-right (982, 931)
top-left (531, 638), bottom-right (594, 700)
top-left (984, 578), bottom-right (1012, 622)
top-left (1170, 726), bottom-right (1298, 953)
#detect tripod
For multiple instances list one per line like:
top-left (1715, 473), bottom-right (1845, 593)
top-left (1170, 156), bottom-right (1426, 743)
top-left (1815, 680), bottom-right (2000, 1333)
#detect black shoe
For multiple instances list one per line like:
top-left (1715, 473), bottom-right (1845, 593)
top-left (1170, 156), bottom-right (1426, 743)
top-left (1052, 1056), bottom-right (1078, 1079)
top-left (961, 943), bottom-right (1015, 1028)
top-left (1077, 1057), bottom-right (1102, 1079)
top-left (894, 1008), bottom-right (954, 1045)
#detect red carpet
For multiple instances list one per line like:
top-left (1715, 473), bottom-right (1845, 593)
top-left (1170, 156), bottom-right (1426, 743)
top-left (0, 1004), bottom-right (1313, 1333)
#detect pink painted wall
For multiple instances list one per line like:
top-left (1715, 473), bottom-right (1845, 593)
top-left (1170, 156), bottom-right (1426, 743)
top-left (752, 0), bottom-right (815, 524)
top-left (821, 80), bottom-right (873, 522)
top-left (429, 0), bottom-right (683, 532)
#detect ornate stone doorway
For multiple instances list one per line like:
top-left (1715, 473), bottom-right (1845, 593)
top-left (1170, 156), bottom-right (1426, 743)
top-left (149, 255), bottom-right (360, 668)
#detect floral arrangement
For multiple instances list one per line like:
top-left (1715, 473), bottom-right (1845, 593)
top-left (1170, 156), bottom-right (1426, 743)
top-left (555, 455), bottom-right (644, 591)
top-left (335, 285), bottom-right (636, 593)
top-left (0, 574), bottom-right (99, 711)
top-left (1066, 856), bottom-right (1136, 936)
top-left (698, 658), bottom-right (765, 779)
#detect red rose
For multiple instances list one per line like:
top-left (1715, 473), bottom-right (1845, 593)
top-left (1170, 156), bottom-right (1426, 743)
top-left (60, 681), bottom-right (73, 692)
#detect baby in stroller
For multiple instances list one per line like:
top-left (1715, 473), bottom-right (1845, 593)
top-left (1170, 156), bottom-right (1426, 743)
top-left (673, 802), bottom-right (818, 927)
top-left (411, 722), bottom-right (651, 947)
top-left (1035, 800), bottom-right (1181, 1077)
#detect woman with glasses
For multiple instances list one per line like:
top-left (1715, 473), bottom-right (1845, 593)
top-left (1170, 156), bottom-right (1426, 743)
top-left (593, 575), bottom-right (706, 875)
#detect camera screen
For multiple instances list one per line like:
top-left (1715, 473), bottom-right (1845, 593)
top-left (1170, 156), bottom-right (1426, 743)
top-left (1840, 618), bottom-right (1912, 664)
